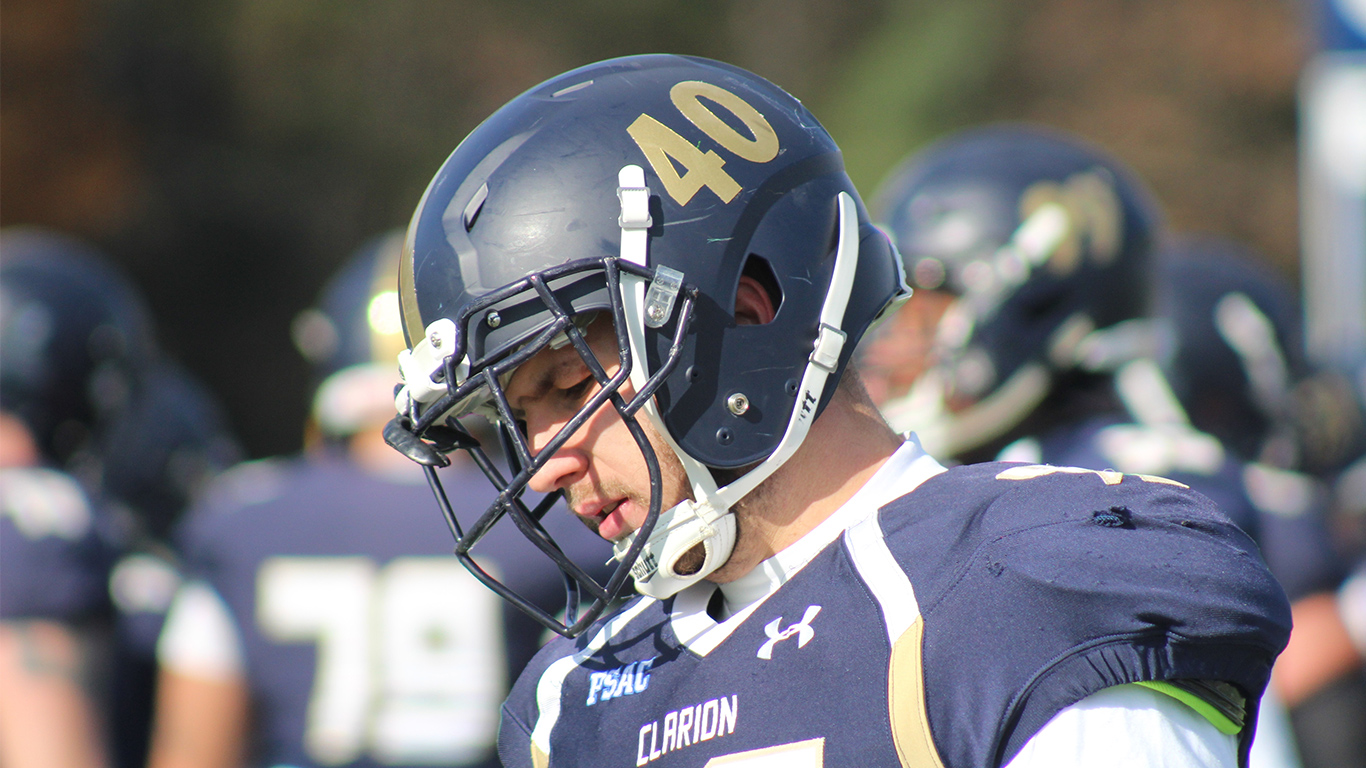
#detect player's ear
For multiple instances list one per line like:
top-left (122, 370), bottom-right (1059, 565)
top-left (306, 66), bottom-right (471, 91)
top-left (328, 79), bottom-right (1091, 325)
top-left (734, 275), bottom-right (776, 326)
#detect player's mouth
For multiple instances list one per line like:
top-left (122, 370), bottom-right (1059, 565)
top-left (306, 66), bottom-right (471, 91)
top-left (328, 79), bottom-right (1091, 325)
top-left (579, 498), bottom-right (630, 541)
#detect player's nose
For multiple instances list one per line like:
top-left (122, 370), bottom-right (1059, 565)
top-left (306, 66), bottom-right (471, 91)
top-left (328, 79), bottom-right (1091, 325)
top-left (525, 418), bottom-right (588, 494)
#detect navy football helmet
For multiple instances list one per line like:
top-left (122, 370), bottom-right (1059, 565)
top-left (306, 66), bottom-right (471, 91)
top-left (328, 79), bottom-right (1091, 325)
top-left (99, 360), bottom-right (241, 541)
top-left (1153, 236), bottom-right (1309, 466)
top-left (384, 55), bottom-right (906, 636)
top-left (293, 230), bottom-right (410, 440)
top-left (869, 124), bottom-right (1163, 460)
top-left (1, 227), bottom-right (156, 471)
top-left (1155, 237), bottom-right (1366, 475)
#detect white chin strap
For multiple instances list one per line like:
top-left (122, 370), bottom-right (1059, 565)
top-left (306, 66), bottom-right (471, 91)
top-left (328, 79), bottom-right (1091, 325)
top-left (612, 497), bottom-right (738, 599)
top-left (613, 165), bottom-right (869, 599)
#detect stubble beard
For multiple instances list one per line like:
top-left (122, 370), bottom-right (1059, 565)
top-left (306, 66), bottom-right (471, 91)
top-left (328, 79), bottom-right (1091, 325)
top-left (564, 478), bottom-right (642, 539)
top-left (564, 431), bottom-right (693, 543)
top-left (699, 465), bottom-right (775, 583)
top-left (557, 420), bottom-right (775, 584)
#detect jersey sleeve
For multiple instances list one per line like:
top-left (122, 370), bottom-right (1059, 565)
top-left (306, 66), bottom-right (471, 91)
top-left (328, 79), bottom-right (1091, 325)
top-left (879, 462), bottom-right (1293, 768)
top-left (0, 468), bottom-right (116, 621)
top-left (498, 628), bottom-right (580, 768)
top-left (156, 579), bottom-right (245, 680)
top-left (497, 701), bottom-right (537, 768)
top-left (1004, 685), bottom-right (1239, 768)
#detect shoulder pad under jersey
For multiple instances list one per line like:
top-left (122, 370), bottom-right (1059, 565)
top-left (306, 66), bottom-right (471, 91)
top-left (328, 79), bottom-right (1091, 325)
top-left (877, 461), bottom-right (1292, 767)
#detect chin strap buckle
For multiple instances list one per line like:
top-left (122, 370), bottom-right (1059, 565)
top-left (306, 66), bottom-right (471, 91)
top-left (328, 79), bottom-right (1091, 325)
top-left (618, 165), bottom-right (651, 267)
top-left (810, 323), bottom-right (847, 373)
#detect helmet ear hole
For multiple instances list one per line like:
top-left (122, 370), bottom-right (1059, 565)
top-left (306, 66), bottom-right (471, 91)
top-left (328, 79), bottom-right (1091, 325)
top-left (741, 255), bottom-right (782, 322)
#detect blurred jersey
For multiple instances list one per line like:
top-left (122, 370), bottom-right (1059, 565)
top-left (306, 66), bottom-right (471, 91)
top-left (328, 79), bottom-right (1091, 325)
top-left (158, 454), bottom-right (612, 768)
top-left (0, 466), bottom-right (119, 623)
top-left (991, 410), bottom-right (1339, 768)
top-left (995, 412), bottom-right (1345, 605)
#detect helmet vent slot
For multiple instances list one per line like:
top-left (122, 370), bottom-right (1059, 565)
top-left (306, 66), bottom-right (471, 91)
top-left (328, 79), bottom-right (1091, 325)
top-left (463, 183), bottom-right (489, 231)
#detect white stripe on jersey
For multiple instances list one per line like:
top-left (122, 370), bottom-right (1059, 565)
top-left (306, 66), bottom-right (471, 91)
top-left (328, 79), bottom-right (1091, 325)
top-left (531, 595), bottom-right (660, 755)
top-left (843, 514), bottom-right (921, 646)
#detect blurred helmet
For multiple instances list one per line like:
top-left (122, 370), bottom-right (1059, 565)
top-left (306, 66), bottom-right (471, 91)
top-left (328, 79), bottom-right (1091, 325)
top-left (99, 360), bottom-right (242, 542)
top-left (870, 124), bottom-right (1163, 459)
top-left (385, 54), bottom-right (906, 635)
top-left (292, 230), bottom-right (409, 440)
top-left (1153, 236), bottom-right (1311, 465)
top-left (1, 228), bottom-right (156, 470)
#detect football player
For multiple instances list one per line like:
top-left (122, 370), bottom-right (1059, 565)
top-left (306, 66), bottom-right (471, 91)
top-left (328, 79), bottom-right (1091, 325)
top-left (864, 125), bottom-right (1342, 767)
top-left (865, 125), bottom-right (1341, 587)
top-left (99, 359), bottom-right (242, 768)
top-left (1, 227), bottom-right (155, 768)
top-left (1154, 236), bottom-right (1366, 768)
top-left (864, 124), bottom-right (1164, 466)
top-left (146, 231), bottom-right (610, 768)
top-left (1152, 236), bottom-right (1351, 598)
top-left (379, 56), bottom-right (1291, 768)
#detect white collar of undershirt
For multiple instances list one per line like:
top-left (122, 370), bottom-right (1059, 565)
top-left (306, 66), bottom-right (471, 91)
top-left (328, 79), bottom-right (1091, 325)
top-left (670, 436), bottom-right (946, 653)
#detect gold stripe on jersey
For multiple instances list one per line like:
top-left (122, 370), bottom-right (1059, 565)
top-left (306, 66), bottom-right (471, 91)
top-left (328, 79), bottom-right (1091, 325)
top-left (888, 616), bottom-right (947, 768)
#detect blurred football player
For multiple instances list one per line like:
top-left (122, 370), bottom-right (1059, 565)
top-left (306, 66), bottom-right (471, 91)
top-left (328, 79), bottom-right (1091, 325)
top-left (99, 359), bottom-right (242, 768)
top-left (1, 227), bottom-right (156, 768)
top-left (380, 56), bottom-right (1290, 768)
top-left (1153, 235), bottom-right (1362, 473)
top-left (146, 231), bottom-right (610, 768)
top-left (1152, 235), bottom-right (1353, 591)
top-left (865, 124), bottom-right (1164, 465)
top-left (864, 125), bottom-right (1342, 767)
top-left (1154, 236), bottom-right (1366, 768)
top-left (100, 359), bottom-right (242, 545)
top-left (1298, 3), bottom-right (1366, 762)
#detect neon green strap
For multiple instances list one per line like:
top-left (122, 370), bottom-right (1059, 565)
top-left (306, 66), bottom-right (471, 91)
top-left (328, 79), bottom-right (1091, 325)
top-left (1133, 680), bottom-right (1244, 735)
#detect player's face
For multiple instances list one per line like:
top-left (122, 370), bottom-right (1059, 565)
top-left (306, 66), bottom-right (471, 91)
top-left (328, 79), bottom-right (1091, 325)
top-left (0, 411), bottom-right (39, 468)
top-left (859, 289), bottom-right (956, 406)
top-left (508, 317), bottom-right (692, 543)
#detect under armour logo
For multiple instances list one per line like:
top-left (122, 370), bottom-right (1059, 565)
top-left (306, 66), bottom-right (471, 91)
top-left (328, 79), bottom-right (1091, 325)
top-left (757, 605), bottom-right (822, 660)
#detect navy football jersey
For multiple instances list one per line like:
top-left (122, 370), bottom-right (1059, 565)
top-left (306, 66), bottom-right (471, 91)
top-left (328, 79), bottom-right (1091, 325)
top-left (1002, 413), bottom-right (1347, 601)
top-left (499, 445), bottom-right (1290, 768)
top-left (0, 466), bottom-right (117, 621)
top-left (173, 453), bottom-right (612, 768)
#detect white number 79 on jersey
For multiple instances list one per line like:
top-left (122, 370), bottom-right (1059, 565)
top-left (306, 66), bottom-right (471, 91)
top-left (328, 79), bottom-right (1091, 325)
top-left (257, 556), bottom-right (506, 765)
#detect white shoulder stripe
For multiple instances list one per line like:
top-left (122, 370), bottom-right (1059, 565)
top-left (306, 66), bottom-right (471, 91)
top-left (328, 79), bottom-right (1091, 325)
top-left (844, 514), bottom-right (921, 646)
top-left (531, 596), bottom-right (660, 754)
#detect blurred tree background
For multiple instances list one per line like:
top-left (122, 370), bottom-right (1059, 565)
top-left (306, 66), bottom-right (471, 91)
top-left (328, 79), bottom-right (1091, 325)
top-left (1, 0), bottom-right (1310, 458)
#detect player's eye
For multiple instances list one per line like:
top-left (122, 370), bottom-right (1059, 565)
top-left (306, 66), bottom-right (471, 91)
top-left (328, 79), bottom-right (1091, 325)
top-left (562, 374), bottom-right (595, 404)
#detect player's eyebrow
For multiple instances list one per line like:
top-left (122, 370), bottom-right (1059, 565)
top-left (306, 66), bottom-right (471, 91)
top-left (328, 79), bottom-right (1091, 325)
top-left (507, 355), bottom-right (570, 421)
top-left (507, 374), bottom-right (547, 422)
